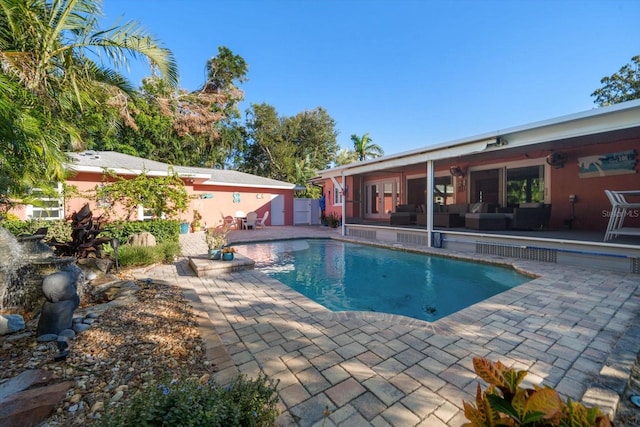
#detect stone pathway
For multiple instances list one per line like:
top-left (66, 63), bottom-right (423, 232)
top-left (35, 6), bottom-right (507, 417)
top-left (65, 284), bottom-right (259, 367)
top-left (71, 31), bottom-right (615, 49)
top-left (133, 226), bottom-right (640, 426)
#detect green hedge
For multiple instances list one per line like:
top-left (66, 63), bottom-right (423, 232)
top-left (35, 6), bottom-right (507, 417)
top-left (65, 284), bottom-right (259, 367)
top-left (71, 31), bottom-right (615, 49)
top-left (0, 219), bottom-right (72, 243)
top-left (0, 218), bottom-right (179, 245)
top-left (104, 219), bottom-right (180, 245)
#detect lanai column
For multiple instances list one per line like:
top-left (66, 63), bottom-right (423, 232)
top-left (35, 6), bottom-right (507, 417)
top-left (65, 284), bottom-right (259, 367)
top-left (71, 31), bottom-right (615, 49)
top-left (341, 170), bottom-right (346, 236)
top-left (426, 160), bottom-right (434, 247)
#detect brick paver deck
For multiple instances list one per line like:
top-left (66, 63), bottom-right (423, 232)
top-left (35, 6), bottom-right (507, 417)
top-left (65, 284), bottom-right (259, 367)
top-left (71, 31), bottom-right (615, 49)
top-left (132, 226), bottom-right (640, 426)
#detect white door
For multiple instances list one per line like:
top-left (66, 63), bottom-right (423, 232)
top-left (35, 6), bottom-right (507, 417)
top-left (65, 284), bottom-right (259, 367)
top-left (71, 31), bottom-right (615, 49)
top-left (271, 194), bottom-right (285, 225)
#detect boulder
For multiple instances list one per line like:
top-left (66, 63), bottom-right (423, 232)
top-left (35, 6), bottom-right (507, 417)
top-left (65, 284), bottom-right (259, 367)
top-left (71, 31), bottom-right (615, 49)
top-left (0, 369), bottom-right (55, 401)
top-left (0, 314), bottom-right (25, 335)
top-left (41, 271), bottom-right (78, 303)
top-left (127, 232), bottom-right (156, 247)
top-left (0, 380), bottom-right (74, 427)
top-left (36, 295), bottom-right (80, 337)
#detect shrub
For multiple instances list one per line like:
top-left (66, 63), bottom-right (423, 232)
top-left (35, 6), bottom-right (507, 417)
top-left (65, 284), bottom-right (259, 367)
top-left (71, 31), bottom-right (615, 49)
top-left (116, 241), bottom-right (180, 267)
top-left (97, 374), bottom-right (280, 427)
top-left (105, 219), bottom-right (180, 245)
top-left (463, 357), bottom-right (613, 427)
top-left (0, 218), bottom-right (72, 243)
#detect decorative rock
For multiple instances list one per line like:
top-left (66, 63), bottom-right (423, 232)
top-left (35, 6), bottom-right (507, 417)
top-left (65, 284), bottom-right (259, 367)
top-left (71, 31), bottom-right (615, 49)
top-left (127, 232), bottom-right (156, 247)
top-left (58, 329), bottom-right (76, 339)
top-left (86, 312), bottom-right (100, 319)
top-left (36, 334), bottom-right (58, 342)
top-left (72, 323), bottom-right (91, 334)
top-left (69, 393), bottom-right (83, 404)
top-left (0, 369), bottom-right (56, 401)
top-left (53, 350), bottom-right (69, 362)
top-left (90, 400), bottom-right (104, 413)
top-left (83, 318), bottom-right (96, 325)
top-left (110, 390), bottom-right (124, 402)
top-left (85, 271), bottom-right (97, 281)
top-left (42, 271), bottom-right (78, 303)
top-left (36, 294), bottom-right (80, 336)
top-left (0, 314), bottom-right (25, 335)
top-left (0, 380), bottom-right (74, 427)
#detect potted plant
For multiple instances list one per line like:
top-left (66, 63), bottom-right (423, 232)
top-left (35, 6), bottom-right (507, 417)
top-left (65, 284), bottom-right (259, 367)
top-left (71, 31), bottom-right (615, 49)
top-left (204, 225), bottom-right (229, 259)
top-left (221, 246), bottom-right (235, 261)
top-left (191, 210), bottom-right (202, 232)
top-left (326, 212), bottom-right (341, 228)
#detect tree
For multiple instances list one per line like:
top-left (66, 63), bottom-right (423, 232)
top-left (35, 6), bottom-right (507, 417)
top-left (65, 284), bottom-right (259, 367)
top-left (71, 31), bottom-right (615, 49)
top-left (241, 103), bottom-right (338, 183)
top-left (350, 133), bottom-right (384, 161)
top-left (334, 148), bottom-right (358, 166)
top-left (591, 55), bottom-right (640, 107)
top-left (95, 46), bottom-right (248, 169)
top-left (0, 0), bottom-right (177, 209)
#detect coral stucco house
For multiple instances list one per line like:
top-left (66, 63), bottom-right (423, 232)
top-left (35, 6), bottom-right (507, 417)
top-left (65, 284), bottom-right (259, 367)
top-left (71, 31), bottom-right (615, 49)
top-left (313, 100), bottom-right (640, 273)
top-left (13, 151), bottom-right (300, 229)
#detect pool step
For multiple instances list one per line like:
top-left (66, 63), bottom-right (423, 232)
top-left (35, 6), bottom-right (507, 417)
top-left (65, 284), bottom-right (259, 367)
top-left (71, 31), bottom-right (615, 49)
top-left (188, 253), bottom-right (255, 277)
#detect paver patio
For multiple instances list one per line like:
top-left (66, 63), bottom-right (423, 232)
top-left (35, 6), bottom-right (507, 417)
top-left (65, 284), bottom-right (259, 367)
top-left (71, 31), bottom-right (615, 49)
top-left (133, 226), bottom-right (640, 426)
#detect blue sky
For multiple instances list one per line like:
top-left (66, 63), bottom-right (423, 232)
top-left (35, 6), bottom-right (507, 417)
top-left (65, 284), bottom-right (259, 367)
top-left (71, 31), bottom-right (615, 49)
top-left (101, 0), bottom-right (640, 156)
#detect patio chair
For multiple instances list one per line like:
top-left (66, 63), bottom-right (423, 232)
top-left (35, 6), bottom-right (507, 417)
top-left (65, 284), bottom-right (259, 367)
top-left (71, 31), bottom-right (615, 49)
top-left (255, 211), bottom-right (269, 229)
top-left (223, 215), bottom-right (236, 229)
top-left (242, 211), bottom-right (258, 230)
top-left (604, 190), bottom-right (640, 241)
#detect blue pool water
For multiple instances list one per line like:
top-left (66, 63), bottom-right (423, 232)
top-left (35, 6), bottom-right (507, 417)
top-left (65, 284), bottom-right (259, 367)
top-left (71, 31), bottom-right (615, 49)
top-left (236, 239), bottom-right (530, 322)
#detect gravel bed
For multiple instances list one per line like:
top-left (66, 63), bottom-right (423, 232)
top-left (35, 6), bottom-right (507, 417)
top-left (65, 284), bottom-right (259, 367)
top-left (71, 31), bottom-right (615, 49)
top-left (0, 277), bottom-right (216, 426)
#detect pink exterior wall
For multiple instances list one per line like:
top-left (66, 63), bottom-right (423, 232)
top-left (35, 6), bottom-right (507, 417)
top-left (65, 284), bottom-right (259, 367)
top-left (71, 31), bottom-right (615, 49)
top-left (10, 171), bottom-right (295, 227)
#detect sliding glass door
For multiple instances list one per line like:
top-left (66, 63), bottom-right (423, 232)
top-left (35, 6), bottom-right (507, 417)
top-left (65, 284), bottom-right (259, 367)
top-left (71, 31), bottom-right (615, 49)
top-left (365, 180), bottom-right (398, 219)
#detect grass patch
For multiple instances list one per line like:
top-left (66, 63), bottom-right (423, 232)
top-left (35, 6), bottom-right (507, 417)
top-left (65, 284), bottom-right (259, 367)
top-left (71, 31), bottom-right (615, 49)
top-left (116, 241), bottom-right (181, 267)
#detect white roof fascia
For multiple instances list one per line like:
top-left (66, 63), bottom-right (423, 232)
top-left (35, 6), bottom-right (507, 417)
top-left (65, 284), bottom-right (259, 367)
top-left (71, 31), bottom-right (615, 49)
top-left (494, 102), bottom-right (640, 150)
top-left (323, 138), bottom-right (493, 177)
top-left (68, 164), bottom-right (210, 180)
top-left (201, 180), bottom-right (296, 190)
top-left (318, 99), bottom-right (640, 177)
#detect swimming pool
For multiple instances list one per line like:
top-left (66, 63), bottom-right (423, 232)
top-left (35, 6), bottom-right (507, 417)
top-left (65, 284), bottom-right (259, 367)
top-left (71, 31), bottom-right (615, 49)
top-left (236, 239), bottom-right (530, 322)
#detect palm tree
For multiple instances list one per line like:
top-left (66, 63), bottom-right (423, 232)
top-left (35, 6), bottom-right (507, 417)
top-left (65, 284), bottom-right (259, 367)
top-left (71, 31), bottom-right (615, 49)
top-left (0, 0), bottom-right (178, 208)
top-left (350, 132), bottom-right (384, 161)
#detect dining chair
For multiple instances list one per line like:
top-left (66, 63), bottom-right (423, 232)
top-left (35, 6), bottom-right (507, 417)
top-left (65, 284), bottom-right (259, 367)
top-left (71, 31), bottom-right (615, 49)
top-left (255, 211), bottom-right (269, 229)
top-left (223, 215), bottom-right (236, 229)
top-left (243, 211), bottom-right (258, 230)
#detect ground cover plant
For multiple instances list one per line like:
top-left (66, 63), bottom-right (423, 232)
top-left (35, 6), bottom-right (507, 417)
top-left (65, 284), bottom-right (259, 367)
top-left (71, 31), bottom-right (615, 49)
top-left (96, 373), bottom-right (279, 427)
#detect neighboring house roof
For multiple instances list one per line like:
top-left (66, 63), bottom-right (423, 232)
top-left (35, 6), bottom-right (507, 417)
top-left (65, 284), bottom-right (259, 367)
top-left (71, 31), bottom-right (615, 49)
top-left (66, 151), bottom-right (299, 190)
top-left (318, 99), bottom-right (640, 177)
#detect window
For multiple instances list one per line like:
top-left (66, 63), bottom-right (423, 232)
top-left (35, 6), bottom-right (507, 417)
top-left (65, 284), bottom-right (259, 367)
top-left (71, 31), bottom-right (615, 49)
top-left (26, 183), bottom-right (64, 220)
top-left (433, 176), bottom-right (453, 205)
top-left (137, 205), bottom-right (154, 221)
top-left (506, 165), bottom-right (544, 206)
top-left (333, 184), bottom-right (343, 205)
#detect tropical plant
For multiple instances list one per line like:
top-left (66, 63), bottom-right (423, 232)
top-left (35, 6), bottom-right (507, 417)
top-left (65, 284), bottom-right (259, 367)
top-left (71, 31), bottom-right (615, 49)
top-left (592, 54), bottom-right (640, 107)
top-left (204, 224), bottom-right (229, 249)
top-left (334, 147), bottom-right (358, 166)
top-left (463, 357), bottom-right (613, 427)
top-left (94, 168), bottom-right (189, 220)
top-left (0, 0), bottom-right (177, 210)
top-left (326, 212), bottom-right (341, 228)
top-left (350, 132), bottom-right (384, 161)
